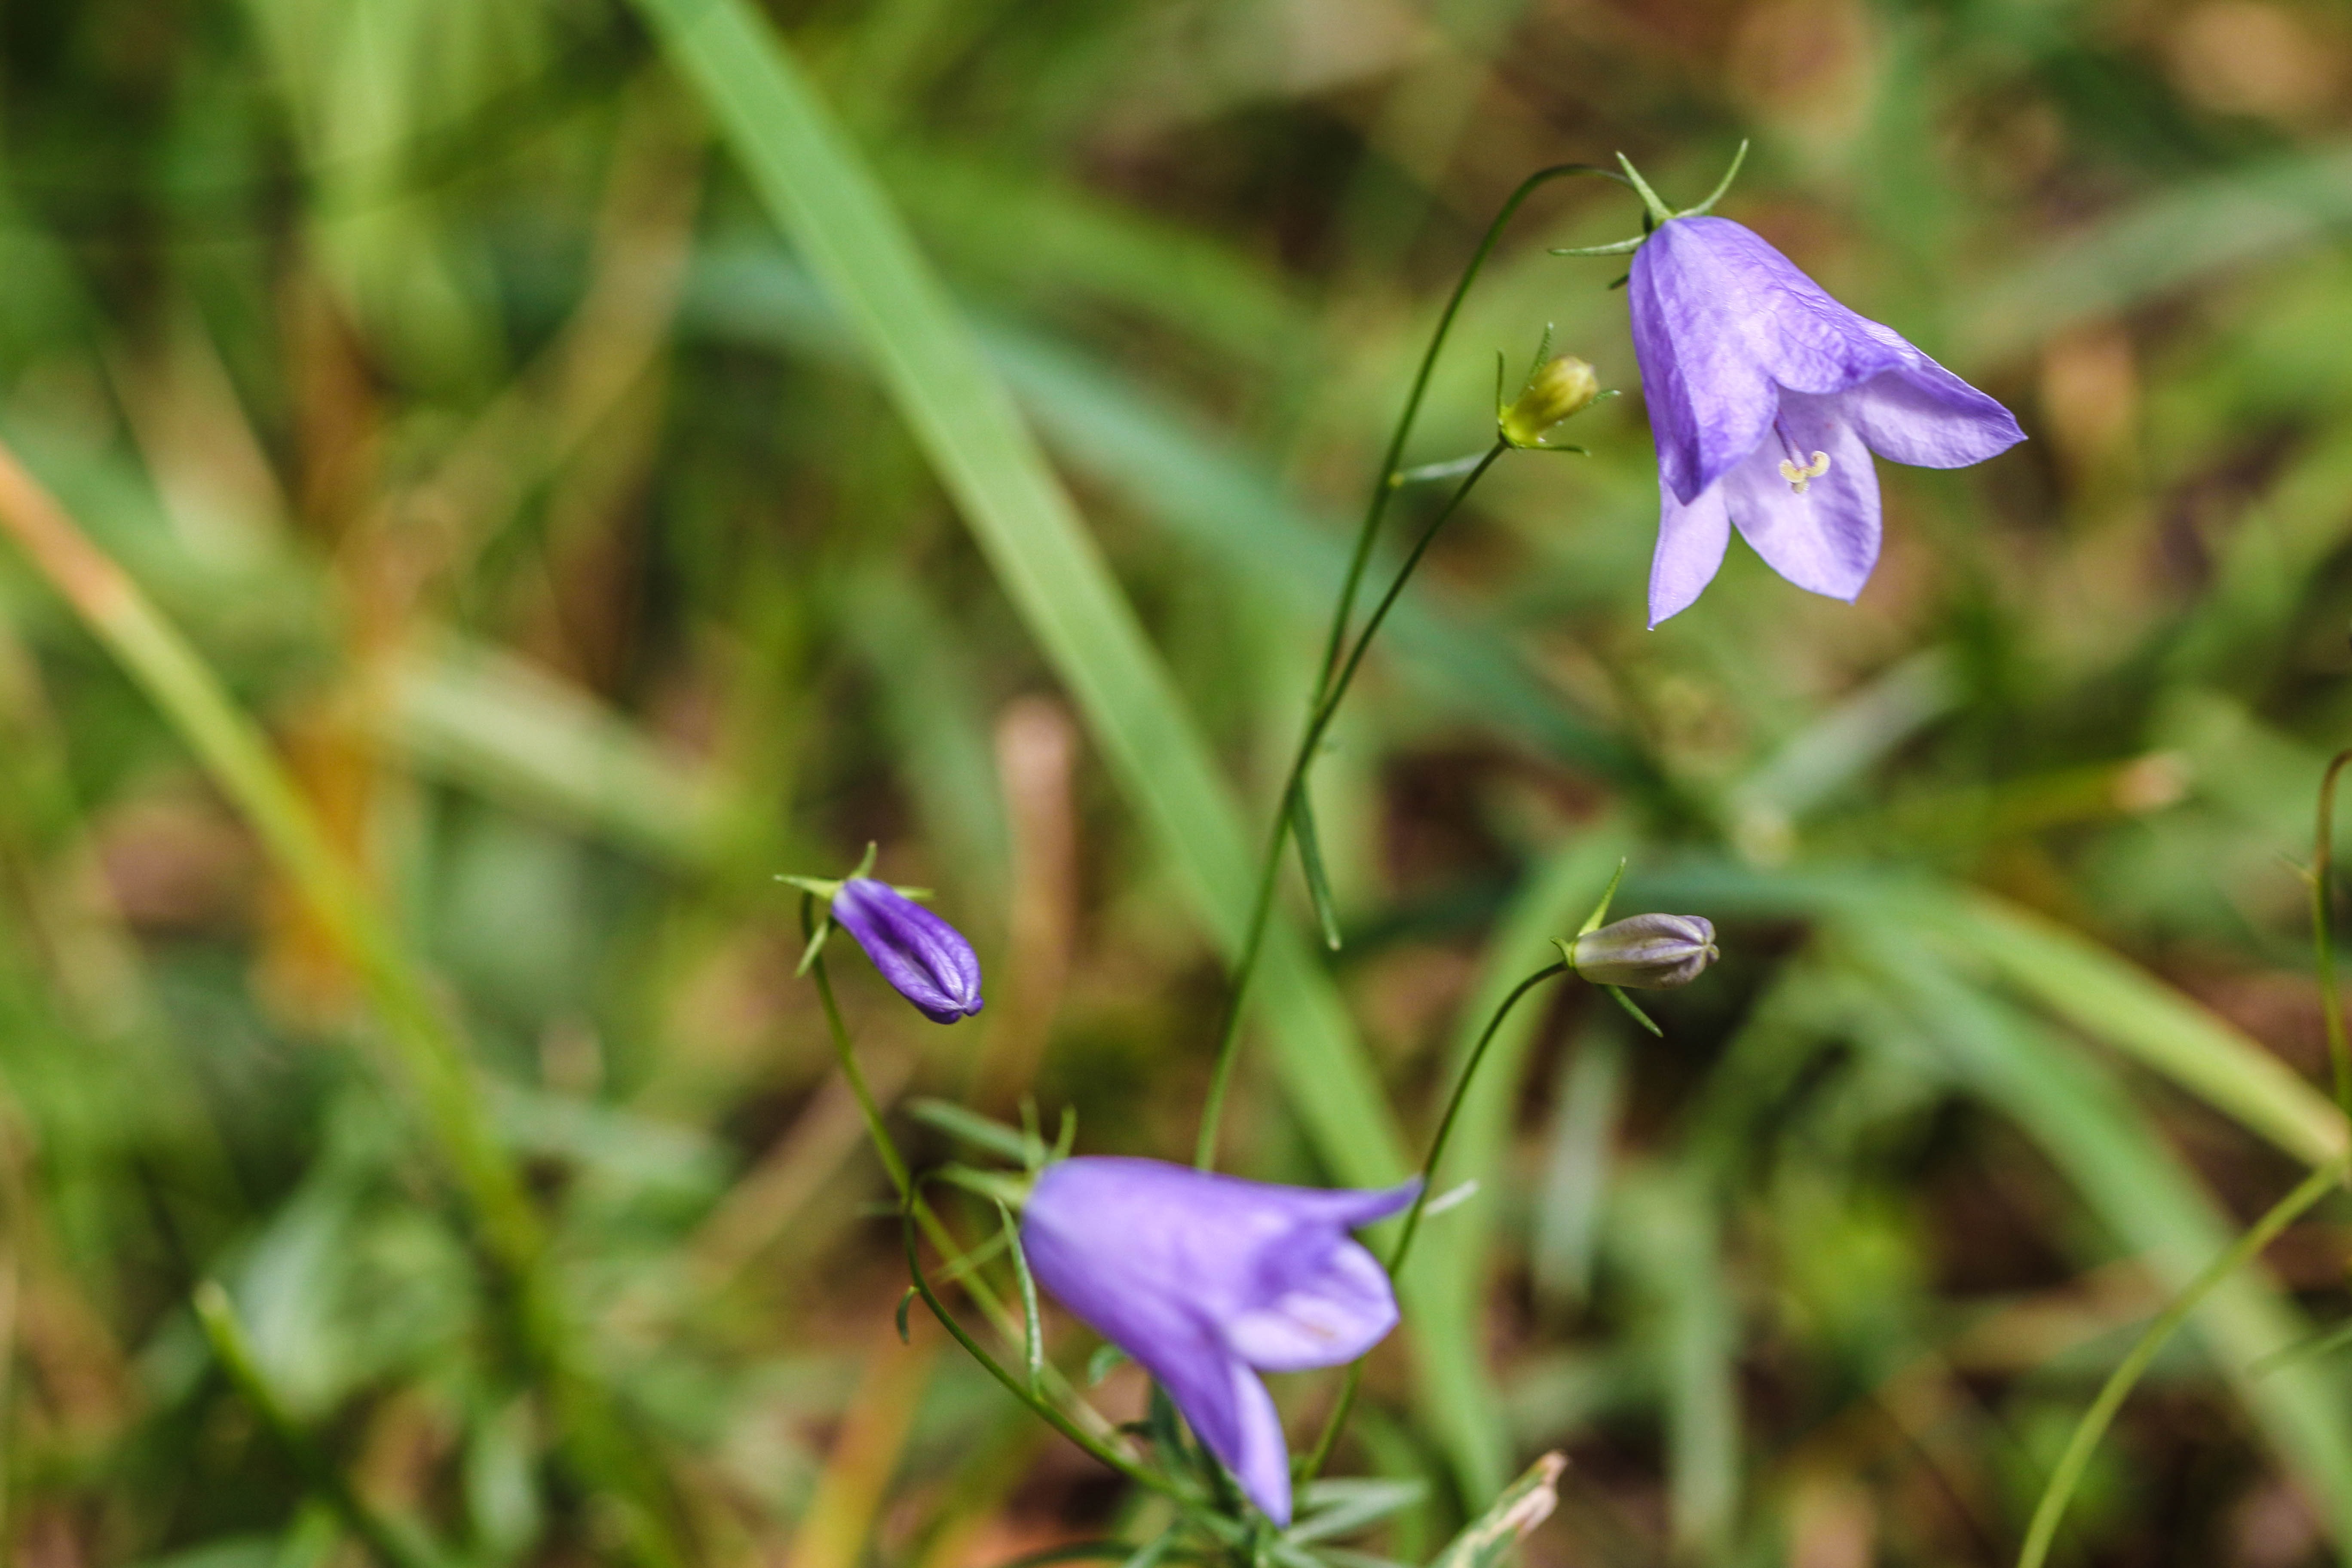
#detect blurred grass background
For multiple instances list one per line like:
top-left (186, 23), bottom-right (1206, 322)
top-left (1, 0), bottom-right (2351, 1562)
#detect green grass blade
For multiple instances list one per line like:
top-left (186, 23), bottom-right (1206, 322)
top-left (1846, 931), bottom-right (2352, 1540)
top-left (629, 0), bottom-right (1501, 1497)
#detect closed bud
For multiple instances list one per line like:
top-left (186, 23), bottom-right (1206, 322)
top-left (830, 877), bottom-right (985, 1023)
top-left (1501, 355), bottom-right (1601, 447)
top-left (1563, 913), bottom-right (1717, 989)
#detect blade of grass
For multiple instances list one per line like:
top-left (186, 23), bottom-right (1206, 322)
top-left (2017, 1158), bottom-right (2348, 1568)
top-left (1626, 863), bottom-right (2349, 1171)
top-left (676, 248), bottom-right (1653, 788)
top-left (194, 1282), bottom-right (450, 1568)
top-left (0, 441), bottom-right (689, 1567)
top-left (1844, 929), bottom-right (2352, 1540)
top-left (1611, 1167), bottom-right (1739, 1559)
top-left (631, 0), bottom-right (1500, 1498)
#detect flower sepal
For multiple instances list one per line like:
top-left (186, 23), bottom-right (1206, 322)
top-left (931, 1162), bottom-right (1037, 1212)
top-left (1548, 139), bottom-right (1751, 258)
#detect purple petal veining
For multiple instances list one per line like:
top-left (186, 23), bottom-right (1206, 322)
top-left (830, 878), bottom-right (983, 1023)
top-left (1630, 215), bottom-right (2023, 626)
top-left (1020, 1158), bottom-right (1417, 1525)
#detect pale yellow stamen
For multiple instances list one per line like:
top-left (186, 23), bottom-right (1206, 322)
top-left (1778, 450), bottom-right (1831, 495)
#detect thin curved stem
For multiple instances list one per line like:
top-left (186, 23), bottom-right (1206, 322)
top-left (803, 893), bottom-right (913, 1196)
top-left (1298, 959), bottom-right (1571, 1479)
top-left (1310, 165), bottom-right (1621, 706)
top-left (1311, 444), bottom-right (1506, 781)
top-left (1194, 444), bottom-right (1510, 1168)
top-left (903, 1184), bottom-right (1184, 1504)
top-left (2016, 1156), bottom-right (2348, 1568)
top-left (1190, 164), bottom-right (1623, 1172)
top-left (2313, 751), bottom-right (2352, 1121)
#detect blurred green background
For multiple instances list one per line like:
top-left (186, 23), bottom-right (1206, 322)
top-left (2, 0), bottom-right (2351, 1562)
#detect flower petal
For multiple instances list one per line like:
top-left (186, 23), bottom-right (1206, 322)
top-left (1844, 356), bottom-right (2027, 469)
top-left (1019, 1158), bottom-right (1413, 1526)
top-left (1630, 217), bottom-right (1904, 502)
top-left (1223, 1237), bottom-right (1399, 1372)
top-left (1148, 1322), bottom-right (1295, 1524)
top-left (1648, 474), bottom-right (1732, 628)
top-left (1720, 393), bottom-right (1881, 602)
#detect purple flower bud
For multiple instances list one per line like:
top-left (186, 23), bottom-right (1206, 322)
top-left (1631, 216), bottom-right (2024, 627)
top-left (1565, 912), bottom-right (1718, 989)
top-left (1019, 1157), bottom-right (1418, 1525)
top-left (830, 878), bottom-right (983, 1023)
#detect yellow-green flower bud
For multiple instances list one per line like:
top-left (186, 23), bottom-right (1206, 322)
top-left (1501, 356), bottom-right (1601, 447)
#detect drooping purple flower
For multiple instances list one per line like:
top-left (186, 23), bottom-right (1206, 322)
top-left (830, 877), bottom-right (983, 1023)
top-left (1020, 1157), bottom-right (1418, 1525)
top-left (1631, 215), bottom-right (2024, 627)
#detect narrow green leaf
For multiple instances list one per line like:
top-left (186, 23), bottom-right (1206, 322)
top-left (999, 1200), bottom-right (1043, 1397)
top-left (1611, 1170), bottom-right (1737, 1557)
top-left (908, 1098), bottom-right (1032, 1166)
top-left (1289, 788), bottom-right (1344, 952)
top-left (1116, 1528), bottom-right (1181, 1568)
top-left (1603, 986), bottom-right (1663, 1038)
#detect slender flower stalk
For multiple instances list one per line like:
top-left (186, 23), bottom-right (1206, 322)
top-left (2015, 1154), bottom-right (2350, 1568)
top-left (1190, 165), bottom-right (1627, 1172)
top-left (1302, 897), bottom-right (1718, 1479)
top-left (796, 891), bottom-right (1134, 1458)
top-left (1298, 961), bottom-right (1568, 1479)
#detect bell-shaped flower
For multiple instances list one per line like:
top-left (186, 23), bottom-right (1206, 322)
top-left (1020, 1157), bottom-right (1417, 1525)
top-left (1632, 215), bottom-right (2024, 626)
top-left (830, 877), bottom-right (983, 1023)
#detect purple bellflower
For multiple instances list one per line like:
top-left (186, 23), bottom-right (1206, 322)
top-left (1020, 1157), bottom-right (1418, 1525)
top-left (830, 877), bottom-right (983, 1023)
top-left (1628, 213), bottom-right (2023, 626)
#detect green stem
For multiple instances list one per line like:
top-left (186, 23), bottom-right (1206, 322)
top-left (806, 899), bottom-right (1127, 1449)
top-left (195, 1283), bottom-right (447, 1568)
top-left (1298, 959), bottom-right (1571, 1479)
top-left (2016, 1156), bottom-right (2348, 1568)
top-left (803, 895), bottom-right (913, 1197)
top-left (902, 1186), bottom-right (1185, 1504)
top-left (1188, 165), bottom-right (1621, 1171)
top-left (1193, 442), bottom-right (1509, 1169)
top-left (2313, 751), bottom-right (2352, 1121)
